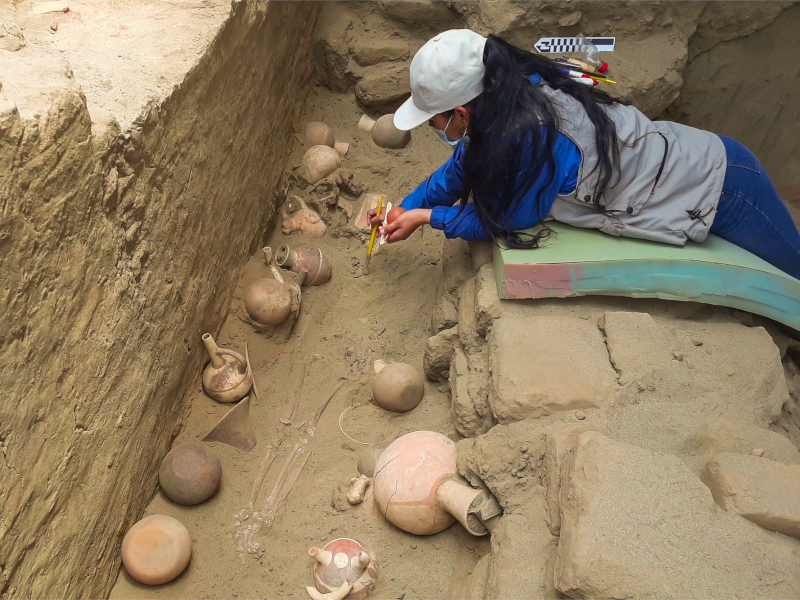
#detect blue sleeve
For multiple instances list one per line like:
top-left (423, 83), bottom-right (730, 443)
top-left (400, 144), bottom-right (466, 210)
top-left (430, 203), bottom-right (490, 241)
top-left (428, 129), bottom-right (580, 241)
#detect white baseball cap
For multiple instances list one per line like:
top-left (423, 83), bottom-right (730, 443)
top-left (394, 29), bottom-right (487, 131)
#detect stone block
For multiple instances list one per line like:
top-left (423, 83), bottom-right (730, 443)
top-left (456, 420), bottom-right (543, 513)
top-left (458, 276), bottom-right (479, 348)
top-left (543, 424), bottom-right (595, 536)
top-left (555, 432), bottom-right (800, 599)
top-left (377, 0), bottom-right (459, 25)
top-left (464, 554), bottom-right (490, 600)
top-left (440, 237), bottom-right (473, 296)
top-left (485, 513), bottom-right (556, 600)
top-left (312, 6), bottom-right (357, 92)
top-left (430, 238), bottom-right (472, 334)
top-left (688, 325), bottom-right (788, 426)
top-left (487, 310), bottom-right (616, 425)
top-left (606, 319), bottom-right (789, 428)
top-left (703, 453), bottom-right (800, 539)
top-left (468, 240), bottom-right (493, 270)
top-left (474, 263), bottom-right (501, 337)
top-left (431, 294), bottom-right (458, 334)
top-left (449, 344), bottom-right (493, 438)
top-left (600, 311), bottom-right (670, 385)
top-left (351, 38), bottom-right (409, 67)
top-left (679, 417), bottom-right (800, 471)
top-left (779, 359), bottom-right (800, 450)
top-left (423, 325), bottom-right (459, 382)
top-left (354, 62), bottom-right (409, 109)
top-left (465, 345), bottom-right (492, 431)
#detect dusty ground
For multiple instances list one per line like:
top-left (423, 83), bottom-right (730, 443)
top-left (110, 4), bottom-right (800, 598)
top-left (6, 1), bottom-right (800, 598)
top-left (2, 0), bottom-right (230, 128)
top-left (107, 80), bottom-right (800, 600)
top-left (109, 86), bottom-right (490, 600)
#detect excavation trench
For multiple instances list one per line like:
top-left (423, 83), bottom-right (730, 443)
top-left (3, 1), bottom-right (800, 599)
top-left (108, 76), bottom-right (488, 597)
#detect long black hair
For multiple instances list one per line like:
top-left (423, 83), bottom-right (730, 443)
top-left (454, 35), bottom-right (622, 248)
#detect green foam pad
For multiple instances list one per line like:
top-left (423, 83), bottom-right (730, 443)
top-left (493, 223), bottom-right (800, 332)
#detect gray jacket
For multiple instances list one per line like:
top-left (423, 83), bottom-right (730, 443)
top-left (543, 84), bottom-right (727, 245)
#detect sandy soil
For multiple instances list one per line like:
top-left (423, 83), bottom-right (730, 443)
top-left (106, 37), bottom-right (800, 600)
top-left (7, 1), bottom-right (799, 598)
top-left (109, 86), bottom-right (490, 600)
top-left (4, 0), bottom-right (230, 128)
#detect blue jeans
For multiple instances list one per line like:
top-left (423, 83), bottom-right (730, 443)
top-left (710, 135), bottom-right (800, 280)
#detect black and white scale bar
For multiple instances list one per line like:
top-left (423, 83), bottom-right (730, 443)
top-left (534, 37), bottom-right (616, 53)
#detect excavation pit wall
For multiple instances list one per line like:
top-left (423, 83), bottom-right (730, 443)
top-left (0, 2), bottom-right (319, 597)
top-left (3, 1), bottom-right (800, 599)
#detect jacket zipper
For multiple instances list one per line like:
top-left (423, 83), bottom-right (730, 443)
top-left (566, 130), bottom-right (669, 209)
top-left (649, 132), bottom-right (669, 198)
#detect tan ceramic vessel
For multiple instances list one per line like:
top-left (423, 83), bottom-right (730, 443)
top-left (372, 362), bottom-right (424, 413)
top-left (201, 334), bottom-right (252, 403)
top-left (305, 121), bottom-right (349, 156)
top-left (303, 145), bottom-right (341, 183)
top-left (121, 515), bottom-right (191, 585)
top-left (276, 244), bottom-right (332, 286)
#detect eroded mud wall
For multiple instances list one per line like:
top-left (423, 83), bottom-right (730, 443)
top-left (667, 2), bottom-right (800, 205)
top-left (313, 1), bottom-right (798, 202)
top-left (0, 2), bottom-right (319, 597)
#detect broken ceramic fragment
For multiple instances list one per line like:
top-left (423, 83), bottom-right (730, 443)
top-left (282, 196), bottom-right (327, 238)
top-left (347, 474), bottom-right (370, 505)
top-left (202, 396), bottom-right (257, 452)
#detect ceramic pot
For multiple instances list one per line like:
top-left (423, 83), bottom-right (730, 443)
top-left (121, 515), bottom-right (191, 585)
top-left (372, 431), bottom-right (490, 536)
top-left (243, 279), bottom-right (291, 325)
top-left (201, 334), bottom-right (252, 403)
top-left (158, 443), bottom-right (222, 505)
top-left (308, 538), bottom-right (379, 600)
top-left (358, 114), bottom-right (410, 149)
top-left (303, 145), bottom-right (342, 183)
top-left (276, 244), bottom-right (332, 286)
top-left (371, 362), bottom-right (423, 413)
top-left (243, 252), bottom-right (293, 326)
top-left (306, 121), bottom-right (349, 157)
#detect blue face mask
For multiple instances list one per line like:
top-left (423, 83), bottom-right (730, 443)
top-left (435, 114), bottom-right (469, 146)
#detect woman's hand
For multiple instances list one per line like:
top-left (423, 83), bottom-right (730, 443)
top-left (380, 209), bottom-right (431, 243)
top-left (367, 206), bottom-right (385, 228)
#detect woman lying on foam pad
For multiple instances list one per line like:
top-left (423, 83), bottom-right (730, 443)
top-left (368, 30), bottom-right (800, 280)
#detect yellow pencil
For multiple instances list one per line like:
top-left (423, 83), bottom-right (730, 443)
top-left (587, 74), bottom-right (617, 84)
top-left (364, 194), bottom-right (384, 275)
